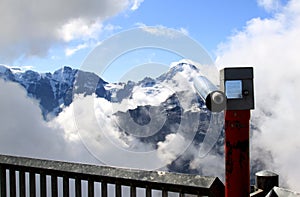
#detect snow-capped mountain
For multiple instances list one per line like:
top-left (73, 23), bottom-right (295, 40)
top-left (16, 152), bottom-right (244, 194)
top-left (0, 62), bottom-right (268, 181)
top-left (0, 65), bottom-right (110, 118)
top-left (1, 62), bottom-right (206, 117)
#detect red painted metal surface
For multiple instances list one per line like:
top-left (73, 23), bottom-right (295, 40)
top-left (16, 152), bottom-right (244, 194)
top-left (225, 110), bottom-right (251, 197)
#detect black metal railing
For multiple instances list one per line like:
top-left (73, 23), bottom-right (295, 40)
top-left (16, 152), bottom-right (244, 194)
top-left (0, 154), bottom-right (224, 197)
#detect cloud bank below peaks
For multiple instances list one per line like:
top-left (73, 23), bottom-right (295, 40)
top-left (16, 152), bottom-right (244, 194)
top-left (0, 79), bottom-right (98, 163)
top-left (216, 0), bottom-right (300, 191)
top-left (0, 79), bottom-right (193, 170)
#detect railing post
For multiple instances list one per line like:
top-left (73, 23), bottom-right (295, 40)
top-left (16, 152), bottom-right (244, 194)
top-left (101, 181), bottom-right (107, 197)
top-left (63, 176), bottom-right (69, 197)
top-left (88, 179), bottom-right (94, 197)
top-left (19, 170), bottom-right (26, 197)
top-left (146, 186), bottom-right (151, 197)
top-left (51, 175), bottom-right (58, 197)
top-left (75, 178), bottom-right (81, 197)
top-left (40, 173), bottom-right (46, 197)
top-left (130, 185), bottom-right (136, 197)
top-left (30, 172), bottom-right (36, 197)
top-left (162, 189), bottom-right (167, 197)
top-left (9, 169), bottom-right (16, 197)
top-left (116, 183), bottom-right (122, 197)
top-left (0, 165), bottom-right (6, 197)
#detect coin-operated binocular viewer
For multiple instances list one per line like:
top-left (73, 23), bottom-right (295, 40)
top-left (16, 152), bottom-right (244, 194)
top-left (221, 67), bottom-right (254, 197)
top-left (194, 67), bottom-right (254, 197)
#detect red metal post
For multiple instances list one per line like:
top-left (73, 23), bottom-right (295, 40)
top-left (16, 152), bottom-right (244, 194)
top-left (225, 110), bottom-right (250, 197)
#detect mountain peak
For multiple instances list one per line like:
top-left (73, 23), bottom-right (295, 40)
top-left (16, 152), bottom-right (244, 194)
top-left (170, 60), bottom-right (198, 71)
top-left (157, 60), bottom-right (200, 82)
top-left (53, 66), bottom-right (77, 84)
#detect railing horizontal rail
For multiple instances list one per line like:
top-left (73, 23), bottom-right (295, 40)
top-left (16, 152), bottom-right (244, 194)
top-left (0, 154), bottom-right (224, 197)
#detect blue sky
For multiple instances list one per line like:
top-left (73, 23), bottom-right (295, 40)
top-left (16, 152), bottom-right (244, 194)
top-left (116, 0), bottom-right (269, 51)
top-left (0, 0), bottom-right (288, 82)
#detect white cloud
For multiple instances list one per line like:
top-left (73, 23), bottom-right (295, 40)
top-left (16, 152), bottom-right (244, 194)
top-left (47, 71), bottom-right (204, 170)
top-left (130, 84), bottom-right (174, 107)
top-left (58, 18), bottom-right (103, 42)
top-left (179, 27), bottom-right (189, 36)
top-left (157, 133), bottom-right (188, 165)
top-left (103, 24), bottom-right (122, 32)
top-left (139, 24), bottom-right (175, 37)
top-left (62, 22), bottom-right (123, 56)
top-left (216, 0), bottom-right (300, 191)
top-left (136, 23), bottom-right (189, 38)
top-left (0, 79), bottom-right (167, 168)
top-left (0, 0), bottom-right (130, 62)
top-left (257, 0), bottom-right (283, 12)
top-left (51, 94), bottom-right (170, 169)
top-left (190, 153), bottom-right (225, 181)
top-left (131, 0), bottom-right (144, 11)
top-left (0, 79), bottom-right (97, 163)
top-left (65, 43), bottom-right (88, 57)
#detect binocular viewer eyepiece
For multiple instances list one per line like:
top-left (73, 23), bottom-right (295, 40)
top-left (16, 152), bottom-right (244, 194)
top-left (193, 76), bottom-right (227, 112)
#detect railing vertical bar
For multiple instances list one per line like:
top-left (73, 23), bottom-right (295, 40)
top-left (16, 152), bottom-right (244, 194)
top-left (130, 186), bottom-right (136, 197)
top-left (19, 170), bottom-right (26, 197)
top-left (29, 172), bottom-right (36, 197)
top-left (75, 178), bottom-right (81, 197)
top-left (88, 180), bottom-right (94, 197)
top-left (146, 187), bottom-right (151, 197)
top-left (0, 166), bottom-right (6, 197)
top-left (101, 181), bottom-right (107, 197)
top-left (63, 176), bottom-right (69, 197)
top-left (40, 173), bottom-right (46, 197)
top-left (51, 175), bottom-right (58, 197)
top-left (162, 189), bottom-right (168, 197)
top-left (9, 169), bottom-right (16, 197)
top-left (115, 183), bottom-right (121, 197)
top-left (179, 193), bottom-right (185, 197)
